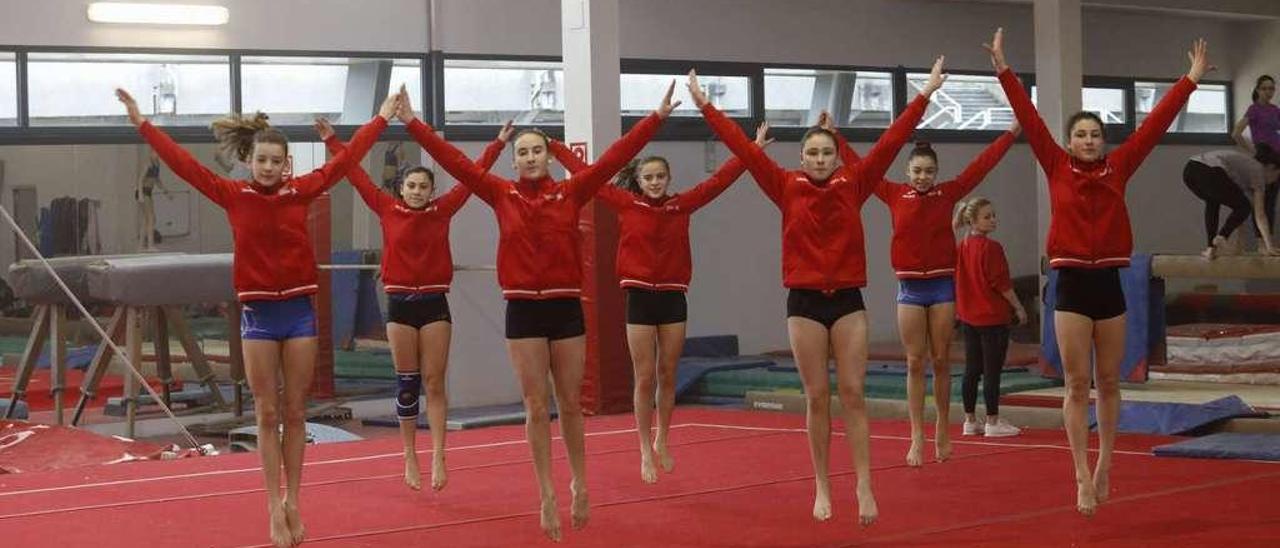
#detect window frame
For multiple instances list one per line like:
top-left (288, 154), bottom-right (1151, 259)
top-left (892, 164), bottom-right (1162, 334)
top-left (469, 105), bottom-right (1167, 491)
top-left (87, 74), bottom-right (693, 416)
top-left (0, 44), bottom-right (426, 145)
top-left (0, 45), bottom-right (1235, 148)
top-left (1131, 76), bottom-right (1233, 145)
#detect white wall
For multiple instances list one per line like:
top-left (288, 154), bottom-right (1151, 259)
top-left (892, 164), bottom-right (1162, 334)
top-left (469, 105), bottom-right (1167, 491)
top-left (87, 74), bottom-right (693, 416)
top-left (0, 0), bottom-right (429, 52)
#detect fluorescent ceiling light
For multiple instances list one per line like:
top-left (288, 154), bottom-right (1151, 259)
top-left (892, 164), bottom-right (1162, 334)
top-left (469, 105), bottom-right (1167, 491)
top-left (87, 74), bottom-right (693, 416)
top-left (87, 3), bottom-right (229, 26)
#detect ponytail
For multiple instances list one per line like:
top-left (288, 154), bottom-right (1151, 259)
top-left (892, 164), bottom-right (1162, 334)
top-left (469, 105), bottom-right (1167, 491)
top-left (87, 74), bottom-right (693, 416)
top-left (909, 141), bottom-right (937, 163)
top-left (614, 158), bottom-right (643, 195)
top-left (613, 156), bottom-right (669, 196)
top-left (210, 112), bottom-right (287, 163)
top-left (954, 197), bottom-right (993, 231)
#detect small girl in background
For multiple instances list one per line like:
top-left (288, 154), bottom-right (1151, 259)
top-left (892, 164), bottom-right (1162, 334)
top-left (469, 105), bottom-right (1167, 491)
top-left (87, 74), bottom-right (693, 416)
top-left (953, 197), bottom-right (1026, 437)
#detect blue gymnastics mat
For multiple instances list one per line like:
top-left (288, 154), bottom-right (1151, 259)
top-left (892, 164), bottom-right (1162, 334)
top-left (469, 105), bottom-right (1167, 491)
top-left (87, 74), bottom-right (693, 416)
top-left (1088, 395), bottom-right (1264, 435)
top-left (675, 356), bottom-right (774, 399)
top-left (1153, 433), bottom-right (1280, 461)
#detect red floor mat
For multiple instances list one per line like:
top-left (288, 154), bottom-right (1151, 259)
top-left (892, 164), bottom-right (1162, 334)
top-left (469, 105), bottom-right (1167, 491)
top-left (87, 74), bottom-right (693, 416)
top-left (1, 409), bottom-right (1276, 547)
top-left (0, 367), bottom-right (168, 412)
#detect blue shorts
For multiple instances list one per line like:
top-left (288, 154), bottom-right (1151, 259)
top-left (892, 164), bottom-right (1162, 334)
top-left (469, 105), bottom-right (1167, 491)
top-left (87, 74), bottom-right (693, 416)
top-left (241, 296), bottom-right (318, 341)
top-left (897, 277), bottom-right (956, 307)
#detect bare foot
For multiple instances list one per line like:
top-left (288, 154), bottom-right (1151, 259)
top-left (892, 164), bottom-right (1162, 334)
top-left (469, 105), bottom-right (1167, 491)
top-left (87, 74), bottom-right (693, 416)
top-left (283, 500), bottom-right (305, 545)
top-left (906, 438), bottom-right (924, 467)
top-left (856, 485), bottom-right (878, 527)
top-left (1093, 467), bottom-right (1110, 503)
top-left (654, 440), bottom-right (675, 473)
top-left (640, 453), bottom-right (658, 484)
top-left (812, 490), bottom-right (832, 522)
top-left (935, 429), bottom-right (952, 462)
top-left (431, 455), bottom-right (447, 491)
top-left (540, 497), bottom-right (562, 542)
top-left (570, 482), bottom-right (590, 530)
top-left (404, 452), bottom-right (422, 491)
top-left (268, 503), bottom-right (292, 548)
top-left (1077, 479), bottom-right (1097, 517)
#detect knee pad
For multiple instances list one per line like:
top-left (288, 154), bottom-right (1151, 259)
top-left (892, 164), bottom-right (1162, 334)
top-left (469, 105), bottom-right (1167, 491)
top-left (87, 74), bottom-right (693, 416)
top-left (396, 372), bottom-right (422, 421)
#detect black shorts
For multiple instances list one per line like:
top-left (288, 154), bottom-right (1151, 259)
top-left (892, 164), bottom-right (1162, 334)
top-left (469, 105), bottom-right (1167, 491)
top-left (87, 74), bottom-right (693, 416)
top-left (626, 288), bottom-right (688, 326)
top-left (505, 298), bottom-right (586, 340)
top-left (786, 288), bottom-right (865, 328)
top-left (1055, 267), bottom-right (1126, 321)
top-left (387, 293), bottom-right (451, 329)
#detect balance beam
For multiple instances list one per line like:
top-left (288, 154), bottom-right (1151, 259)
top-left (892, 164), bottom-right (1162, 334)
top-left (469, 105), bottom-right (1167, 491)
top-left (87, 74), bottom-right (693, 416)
top-left (1151, 255), bottom-right (1280, 279)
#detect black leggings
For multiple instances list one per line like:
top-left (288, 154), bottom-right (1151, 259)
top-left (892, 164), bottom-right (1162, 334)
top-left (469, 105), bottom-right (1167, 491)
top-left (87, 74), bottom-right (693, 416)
top-left (962, 322), bottom-right (1009, 415)
top-left (1182, 161), bottom-right (1253, 246)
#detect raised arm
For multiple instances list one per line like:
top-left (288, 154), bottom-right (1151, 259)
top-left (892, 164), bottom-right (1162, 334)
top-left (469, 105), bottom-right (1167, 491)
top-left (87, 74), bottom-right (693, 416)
top-left (853, 56), bottom-right (946, 190)
top-left (120, 89), bottom-right (238, 207)
top-left (680, 122), bottom-right (771, 211)
top-left (400, 104), bottom-right (508, 206)
top-left (317, 118), bottom-right (391, 214)
top-left (293, 92), bottom-right (398, 199)
top-left (1111, 38), bottom-right (1207, 180)
top-left (475, 120), bottom-right (514, 172)
top-left (822, 110), bottom-right (862, 167)
top-left (548, 138), bottom-right (590, 174)
top-left (946, 121), bottom-right (1020, 200)
top-left (691, 70), bottom-right (789, 206)
top-left (564, 82), bottom-right (675, 205)
top-left (987, 29), bottom-right (1068, 175)
top-left (436, 122), bottom-right (513, 215)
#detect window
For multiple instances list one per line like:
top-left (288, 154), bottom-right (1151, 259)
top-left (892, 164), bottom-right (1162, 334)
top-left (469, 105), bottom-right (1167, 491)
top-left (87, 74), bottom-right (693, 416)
top-left (0, 52), bottom-right (15, 126)
top-left (1030, 86), bottom-right (1126, 124)
top-left (1135, 81), bottom-right (1227, 133)
top-left (622, 73), bottom-right (750, 118)
top-left (243, 56), bottom-right (415, 126)
top-left (765, 68), bottom-right (891, 128)
top-left (907, 73), bottom-right (1008, 130)
top-left (27, 52), bottom-right (230, 126)
top-left (389, 59), bottom-right (424, 114)
top-left (444, 59), bottom-right (563, 125)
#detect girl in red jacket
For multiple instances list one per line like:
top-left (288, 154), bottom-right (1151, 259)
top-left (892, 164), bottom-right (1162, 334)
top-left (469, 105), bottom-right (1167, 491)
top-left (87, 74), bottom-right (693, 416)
top-left (119, 89), bottom-right (399, 548)
top-left (547, 123), bottom-right (771, 484)
top-left (398, 85), bottom-right (676, 541)
top-left (985, 28), bottom-right (1211, 515)
top-left (315, 118), bottom-right (513, 492)
top-left (953, 197), bottom-right (1027, 438)
top-left (830, 115), bottom-right (1018, 466)
top-left (691, 58), bottom-right (946, 526)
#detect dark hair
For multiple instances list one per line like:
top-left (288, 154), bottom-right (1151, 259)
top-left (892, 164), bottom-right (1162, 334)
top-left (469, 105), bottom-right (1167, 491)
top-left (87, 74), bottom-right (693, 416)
top-left (396, 166), bottom-right (435, 199)
top-left (1253, 75), bottom-right (1275, 104)
top-left (404, 166), bottom-right (434, 183)
top-left (614, 156), bottom-right (669, 196)
top-left (1065, 111), bottom-right (1105, 139)
top-left (210, 112), bottom-right (287, 163)
top-left (512, 128), bottom-right (549, 153)
top-left (1255, 143), bottom-right (1280, 168)
top-left (800, 127), bottom-right (837, 148)
top-left (908, 141), bottom-right (937, 163)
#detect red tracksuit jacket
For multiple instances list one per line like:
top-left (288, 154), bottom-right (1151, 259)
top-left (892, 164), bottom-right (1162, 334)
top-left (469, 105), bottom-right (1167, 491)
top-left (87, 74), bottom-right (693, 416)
top-left (405, 114), bottom-right (664, 299)
top-left (549, 140), bottom-right (745, 291)
top-left (999, 68), bottom-right (1196, 269)
top-left (956, 234), bottom-right (1014, 326)
top-left (836, 130), bottom-right (1016, 279)
top-left (140, 116), bottom-right (388, 302)
top-left (699, 94), bottom-right (929, 290)
top-left (325, 135), bottom-right (506, 295)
